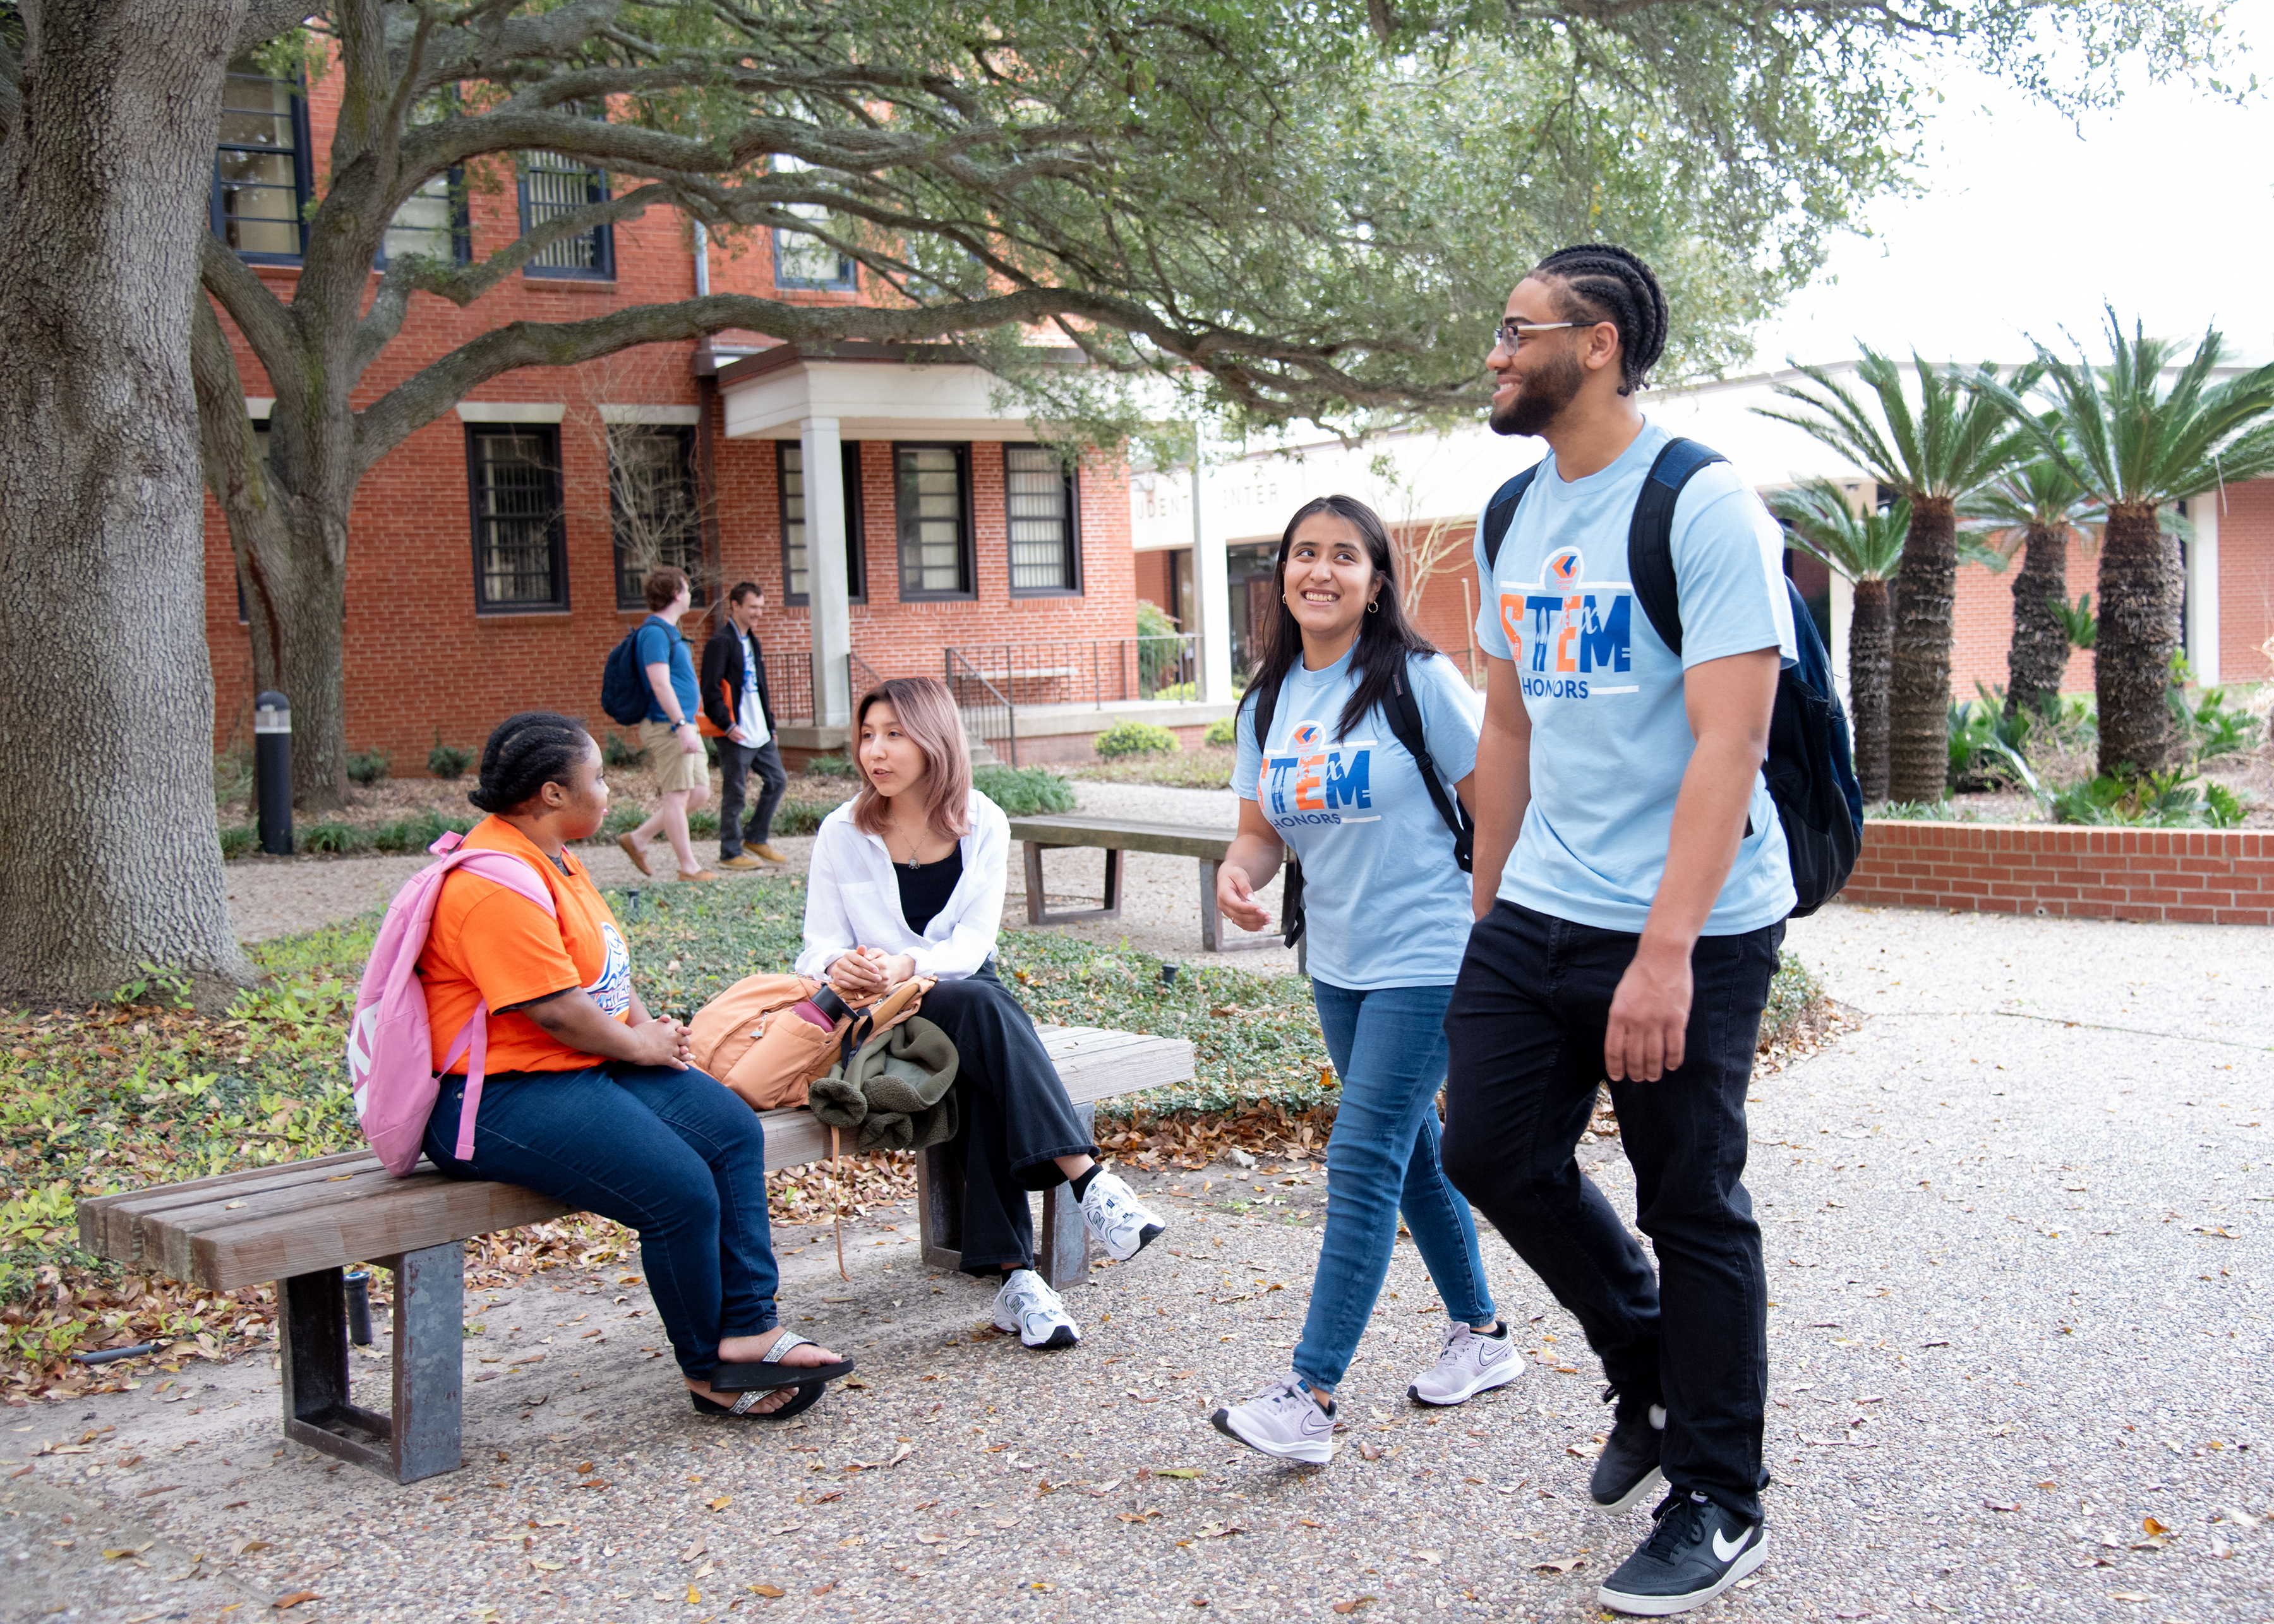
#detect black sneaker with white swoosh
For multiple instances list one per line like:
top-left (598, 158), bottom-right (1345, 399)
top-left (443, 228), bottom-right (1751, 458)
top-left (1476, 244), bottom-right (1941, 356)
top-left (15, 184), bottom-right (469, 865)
top-left (1596, 1490), bottom-right (1767, 1616)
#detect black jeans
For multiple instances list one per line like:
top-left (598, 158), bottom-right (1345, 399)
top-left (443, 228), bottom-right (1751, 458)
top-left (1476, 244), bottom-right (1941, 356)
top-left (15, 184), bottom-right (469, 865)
top-left (924, 962), bottom-right (1098, 1277)
top-left (1441, 900), bottom-right (1783, 1524)
top-left (718, 737), bottom-right (787, 857)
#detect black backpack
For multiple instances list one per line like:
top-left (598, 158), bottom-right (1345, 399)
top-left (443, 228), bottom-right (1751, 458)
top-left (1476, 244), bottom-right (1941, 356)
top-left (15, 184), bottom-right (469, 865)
top-left (1481, 436), bottom-right (1863, 918)
top-left (1244, 655), bottom-right (1472, 949)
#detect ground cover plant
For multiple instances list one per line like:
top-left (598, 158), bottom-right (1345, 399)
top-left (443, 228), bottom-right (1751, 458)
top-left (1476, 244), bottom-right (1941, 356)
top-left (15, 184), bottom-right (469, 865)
top-left (1069, 744), bottom-right (1241, 790)
top-left (1, 875), bottom-right (1826, 1399)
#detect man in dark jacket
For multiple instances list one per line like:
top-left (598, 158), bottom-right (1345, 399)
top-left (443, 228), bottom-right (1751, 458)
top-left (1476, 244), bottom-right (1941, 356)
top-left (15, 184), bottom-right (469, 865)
top-left (701, 581), bottom-right (789, 867)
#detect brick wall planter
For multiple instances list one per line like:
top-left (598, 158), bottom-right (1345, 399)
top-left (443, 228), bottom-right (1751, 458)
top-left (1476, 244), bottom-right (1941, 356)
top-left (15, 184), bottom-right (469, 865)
top-left (1844, 819), bottom-right (2274, 925)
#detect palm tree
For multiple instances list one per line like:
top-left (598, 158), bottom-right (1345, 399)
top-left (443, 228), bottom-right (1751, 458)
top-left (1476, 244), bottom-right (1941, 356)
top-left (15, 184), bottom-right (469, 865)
top-left (1755, 349), bottom-right (2041, 802)
top-left (1976, 313), bottom-right (2274, 775)
top-left (1766, 479), bottom-right (1908, 802)
top-left (1965, 448), bottom-right (2100, 723)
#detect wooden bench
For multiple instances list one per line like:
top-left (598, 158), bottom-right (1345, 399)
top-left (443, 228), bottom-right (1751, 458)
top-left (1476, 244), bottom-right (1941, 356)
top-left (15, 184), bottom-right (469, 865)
top-left (1006, 814), bottom-right (1290, 954)
top-left (73, 1023), bottom-right (1191, 1486)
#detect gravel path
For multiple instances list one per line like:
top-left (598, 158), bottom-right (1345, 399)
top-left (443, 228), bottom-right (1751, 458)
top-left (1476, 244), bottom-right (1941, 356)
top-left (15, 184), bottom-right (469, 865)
top-left (33, 898), bottom-right (2266, 1621)
top-left (223, 780), bottom-right (1297, 973)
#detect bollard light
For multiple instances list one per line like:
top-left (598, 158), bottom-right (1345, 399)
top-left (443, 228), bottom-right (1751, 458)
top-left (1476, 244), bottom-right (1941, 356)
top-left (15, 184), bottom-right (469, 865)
top-left (344, 1270), bottom-right (374, 1346)
top-left (253, 690), bottom-right (293, 856)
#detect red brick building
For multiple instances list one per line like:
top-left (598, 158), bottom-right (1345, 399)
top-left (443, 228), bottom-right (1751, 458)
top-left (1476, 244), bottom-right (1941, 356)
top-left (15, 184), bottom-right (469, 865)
top-left (203, 54), bottom-right (1142, 772)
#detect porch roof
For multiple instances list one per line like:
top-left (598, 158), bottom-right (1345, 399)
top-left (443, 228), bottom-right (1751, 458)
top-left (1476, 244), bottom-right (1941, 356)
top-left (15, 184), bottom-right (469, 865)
top-left (712, 340), bottom-right (1083, 442)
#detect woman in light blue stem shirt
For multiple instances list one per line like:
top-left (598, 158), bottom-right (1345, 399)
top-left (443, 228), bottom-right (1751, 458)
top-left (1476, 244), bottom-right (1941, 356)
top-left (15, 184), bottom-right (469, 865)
top-left (1206, 495), bottom-right (1519, 1465)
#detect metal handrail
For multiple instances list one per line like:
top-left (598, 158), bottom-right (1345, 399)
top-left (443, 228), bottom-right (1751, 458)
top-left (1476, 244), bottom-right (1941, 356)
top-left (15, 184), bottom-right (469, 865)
top-left (937, 634), bottom-right (1202, 709)
top-left (944, 647), bottom-right (1018, 767)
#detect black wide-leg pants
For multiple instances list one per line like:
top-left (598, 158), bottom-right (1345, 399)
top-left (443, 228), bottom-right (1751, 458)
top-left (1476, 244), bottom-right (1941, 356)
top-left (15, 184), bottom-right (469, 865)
top-left (921, 961), bottom-right (1098, 1275)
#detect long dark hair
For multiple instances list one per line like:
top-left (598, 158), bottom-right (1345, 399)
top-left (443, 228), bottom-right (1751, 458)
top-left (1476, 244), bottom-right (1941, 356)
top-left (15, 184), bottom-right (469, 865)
top-left (1244, 495), bottom-right (1437, 742)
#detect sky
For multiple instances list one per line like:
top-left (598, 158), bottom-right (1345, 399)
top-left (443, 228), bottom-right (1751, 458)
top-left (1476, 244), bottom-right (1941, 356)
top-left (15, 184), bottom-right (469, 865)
top-left (1745, 0), bottom-right (2274, 371)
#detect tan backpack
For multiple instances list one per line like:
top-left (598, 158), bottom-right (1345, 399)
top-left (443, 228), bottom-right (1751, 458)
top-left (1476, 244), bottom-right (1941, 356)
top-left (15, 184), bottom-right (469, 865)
top-left (685, 972), bottom-right (934, 1110)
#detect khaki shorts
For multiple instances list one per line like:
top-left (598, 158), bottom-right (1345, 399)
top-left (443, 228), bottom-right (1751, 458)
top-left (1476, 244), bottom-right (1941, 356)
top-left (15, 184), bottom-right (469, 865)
top-left (639, 719), bottom-right (710, 794)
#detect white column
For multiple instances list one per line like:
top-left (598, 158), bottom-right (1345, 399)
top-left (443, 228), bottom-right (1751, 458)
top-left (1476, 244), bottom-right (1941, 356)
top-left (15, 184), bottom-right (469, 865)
top-left (2186, 490), bottom-right (2222, 685)
top-left (1827, 570), bottom-right (1855, 712)
top-left (801, 416), bottom-right (853, 726)
top-left (1191, 421), bottom-right (1234, 704)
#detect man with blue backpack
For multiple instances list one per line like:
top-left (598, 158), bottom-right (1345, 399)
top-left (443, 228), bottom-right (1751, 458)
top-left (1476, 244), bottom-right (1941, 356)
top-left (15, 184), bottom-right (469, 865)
top-left (1440, 244), bottom-right (1860, 1617)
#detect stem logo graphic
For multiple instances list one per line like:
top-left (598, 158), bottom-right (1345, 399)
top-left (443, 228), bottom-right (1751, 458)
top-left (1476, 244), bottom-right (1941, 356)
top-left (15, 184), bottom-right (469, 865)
top-left (1496, 558), bottom-right (1642, 702)
top-left (1258, 719), bottom-right (1376, 827)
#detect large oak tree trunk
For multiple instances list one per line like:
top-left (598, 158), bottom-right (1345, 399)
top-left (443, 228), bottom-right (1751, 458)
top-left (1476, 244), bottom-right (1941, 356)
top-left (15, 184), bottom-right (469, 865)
top-left (1886, 495), bottom-right (1956, 802)
top-left (2003, 522), bottom-right (2071, 723)
top-left (0, 0), bottom-right (257, 1007)
top-left (190, 301), bottom-right (352, 811)
top-left (2095, 504), bottom-right (2178, 776)
top-left (1848, 577), bottom-right (1892, 803)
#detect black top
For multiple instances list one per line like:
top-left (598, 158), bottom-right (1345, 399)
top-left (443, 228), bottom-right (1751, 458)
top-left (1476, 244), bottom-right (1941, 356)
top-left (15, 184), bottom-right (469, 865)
top-left (895, 847), bottom-right (965, 936)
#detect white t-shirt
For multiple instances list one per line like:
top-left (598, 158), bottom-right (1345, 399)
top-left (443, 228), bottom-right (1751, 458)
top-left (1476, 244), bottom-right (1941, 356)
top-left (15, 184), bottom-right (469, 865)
top-left (733, 630), bottom-right (769, 748)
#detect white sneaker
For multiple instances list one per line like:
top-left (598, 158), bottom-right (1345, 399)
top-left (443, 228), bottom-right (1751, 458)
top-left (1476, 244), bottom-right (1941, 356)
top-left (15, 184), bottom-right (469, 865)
top-left (1210, 1374), bottom-right (1337, 1465)
top-left (992, 1268), bottom-right (1080, 1350)
top-left (1408, 1319), bottom-right (1521, 1406)
top-left (1077, 1169), bottom-right (1166, 1262)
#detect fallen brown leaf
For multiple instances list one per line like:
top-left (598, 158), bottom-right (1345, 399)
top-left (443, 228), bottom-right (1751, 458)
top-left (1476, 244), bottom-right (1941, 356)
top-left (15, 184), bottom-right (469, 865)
top-left (272, 1593), bottom-right (318, 1611)
top-left (1332, 1597), bottom-right (1376, 1615)
top-left (1532, 1555), bottom-right (1587, 1575)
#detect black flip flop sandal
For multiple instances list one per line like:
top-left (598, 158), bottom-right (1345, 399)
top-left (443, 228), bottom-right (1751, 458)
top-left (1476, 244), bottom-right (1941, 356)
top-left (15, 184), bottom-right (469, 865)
top-left (690, 1382), bottom-right (825, 1420)
top-left (709, 1329), bottom-right (857, 1392)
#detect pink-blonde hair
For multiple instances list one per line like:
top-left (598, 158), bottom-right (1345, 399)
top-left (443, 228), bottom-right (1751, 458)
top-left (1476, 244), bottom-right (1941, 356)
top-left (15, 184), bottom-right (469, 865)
top-left (851, 677), bottom-right (972, 843)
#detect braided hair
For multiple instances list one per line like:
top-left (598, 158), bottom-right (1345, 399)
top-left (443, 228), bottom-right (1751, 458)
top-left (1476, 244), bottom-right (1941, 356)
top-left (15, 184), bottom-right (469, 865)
top-left (467, 711), bottom-right (593, 814)
top-left (1532, 243), bottom-right (1668, 396)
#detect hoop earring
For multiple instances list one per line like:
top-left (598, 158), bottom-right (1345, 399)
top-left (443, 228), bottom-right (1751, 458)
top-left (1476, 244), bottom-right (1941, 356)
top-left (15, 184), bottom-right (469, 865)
top-left (1366, 598), bottom-right (1380, 613)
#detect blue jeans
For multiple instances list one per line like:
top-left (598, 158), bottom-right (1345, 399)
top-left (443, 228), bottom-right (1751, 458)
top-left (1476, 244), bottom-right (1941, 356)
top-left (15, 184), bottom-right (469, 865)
top-left (423, 1062), bottom-right (777, 1381)
top-left (1290, 980), bottom-right (1496, 1392)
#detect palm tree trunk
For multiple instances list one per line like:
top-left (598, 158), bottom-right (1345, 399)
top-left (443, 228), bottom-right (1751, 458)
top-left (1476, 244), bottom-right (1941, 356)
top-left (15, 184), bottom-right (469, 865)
top-left (1886, 495), bottom-right (1956, 802)
top-left (1848, 577), bottom-right (1892, 802)
top-left (2003, 523), bottom-right (2071, 721)
top-left (2095, 503), bottom-right (2179, 776)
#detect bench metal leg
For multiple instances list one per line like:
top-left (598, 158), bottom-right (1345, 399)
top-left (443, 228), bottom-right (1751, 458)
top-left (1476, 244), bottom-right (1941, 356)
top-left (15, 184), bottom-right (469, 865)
top-left (387, 1242), bottom-right (464, 1483)
top-left (1199, 858), bottom-right (1279, 953)
top-left (277, 1242), bottom-right (463, 1485)
top-left (1022, 841), bottom-right (1124, 926)
top-left (918, 1103), bottom-right (1097, 1292)
top-left (917, 1140), bottom-right (964, 1275)
top-left (1036, 1103), bottom-right (1098, 1291)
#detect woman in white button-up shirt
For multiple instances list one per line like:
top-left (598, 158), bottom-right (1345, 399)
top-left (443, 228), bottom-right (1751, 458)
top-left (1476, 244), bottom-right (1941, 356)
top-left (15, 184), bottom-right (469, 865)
top-left (797, 678), bottom-right (1168, 1350)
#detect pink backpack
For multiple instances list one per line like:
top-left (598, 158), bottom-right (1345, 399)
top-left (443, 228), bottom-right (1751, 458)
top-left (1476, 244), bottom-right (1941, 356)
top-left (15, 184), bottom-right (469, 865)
top-left (346, 830), bottom-right (557, 1176)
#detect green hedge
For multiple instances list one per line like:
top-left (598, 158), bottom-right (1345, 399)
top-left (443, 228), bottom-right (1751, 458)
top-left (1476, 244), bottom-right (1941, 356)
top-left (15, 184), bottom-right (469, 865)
top-left (973, 764), bottom-right (1077, 815)
top-left (1094, 719), bottom-right (1179, 759)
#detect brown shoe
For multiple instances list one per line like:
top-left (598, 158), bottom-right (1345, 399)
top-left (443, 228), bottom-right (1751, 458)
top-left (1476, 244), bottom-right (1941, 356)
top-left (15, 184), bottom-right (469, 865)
top-left (616, 831), bottom-right (653, 877)
top-left (749, 844), bottom-right (790, 863)
top-left (716, 854), bottom-right (763, 870)
top-left (677, 869), bottom-right (721, 882)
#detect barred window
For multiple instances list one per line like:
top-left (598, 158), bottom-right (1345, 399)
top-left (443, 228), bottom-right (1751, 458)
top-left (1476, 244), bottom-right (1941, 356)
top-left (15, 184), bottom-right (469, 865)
top-left (610, 427), bottom-right (704, 609)
top-left (1004, 445), bottom-right (1080, 595)
top-left (211, 56), bottom-right (308, 262)
top-left (519, 150), bottom-right (612, 278)
top-left (894, 445), bottom-right (973, 600)
top-left (778, 442), bottom-right (865, 604)
top-left (771, 155), bottom-right (855, 290)
top-left (380, 170), bottom-right (470, 265)
top-left (467, 426), bottom-right (567, 612)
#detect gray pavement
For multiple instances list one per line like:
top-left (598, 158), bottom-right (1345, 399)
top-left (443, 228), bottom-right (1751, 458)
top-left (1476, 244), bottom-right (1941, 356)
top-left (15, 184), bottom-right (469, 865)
top-left (9, 902), bottom-right (2274, 1622)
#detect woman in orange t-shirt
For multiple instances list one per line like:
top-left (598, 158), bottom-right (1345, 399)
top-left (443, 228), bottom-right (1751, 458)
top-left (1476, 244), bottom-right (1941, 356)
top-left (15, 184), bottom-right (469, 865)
top-left (418, 711), bottom-right (850, 1419)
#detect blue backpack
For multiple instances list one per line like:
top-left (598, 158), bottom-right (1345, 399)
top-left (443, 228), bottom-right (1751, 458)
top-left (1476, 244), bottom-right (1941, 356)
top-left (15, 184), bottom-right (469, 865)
top-left (599, 623), bottom-right (657, 727)
top-left (1482, 436), bottom-right (1864, 918)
